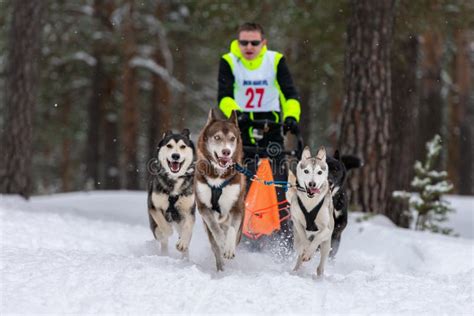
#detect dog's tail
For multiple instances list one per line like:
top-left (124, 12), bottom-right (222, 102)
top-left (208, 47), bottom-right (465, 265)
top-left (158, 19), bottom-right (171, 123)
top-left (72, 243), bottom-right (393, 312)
top-left (341, 155), bottom-right (363, 171)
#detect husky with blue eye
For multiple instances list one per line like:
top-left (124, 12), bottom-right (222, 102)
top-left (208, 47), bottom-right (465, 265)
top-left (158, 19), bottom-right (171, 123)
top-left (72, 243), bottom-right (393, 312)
top-left (148, 129), bottom-right (195, 257)
top-left (287, 146), bottom-right (334, 277)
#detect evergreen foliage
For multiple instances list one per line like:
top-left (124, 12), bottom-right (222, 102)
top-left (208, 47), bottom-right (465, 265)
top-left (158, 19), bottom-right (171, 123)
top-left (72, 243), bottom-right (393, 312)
top-left (393, 135), bottom-right (455, 235)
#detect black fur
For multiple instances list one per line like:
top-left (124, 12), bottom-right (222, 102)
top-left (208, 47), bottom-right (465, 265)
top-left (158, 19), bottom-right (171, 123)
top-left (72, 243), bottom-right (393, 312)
top-left (156, 129), bottom-right (195, 157)
top-left (326, 150), bottom-right (362, 258)
top-left (147, 129), bottom-right (195, 237)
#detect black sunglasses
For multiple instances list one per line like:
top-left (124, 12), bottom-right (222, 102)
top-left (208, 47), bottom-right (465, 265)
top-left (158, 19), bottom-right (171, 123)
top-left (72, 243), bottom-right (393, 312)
top-left (238, 40), bottom-right (262, 46)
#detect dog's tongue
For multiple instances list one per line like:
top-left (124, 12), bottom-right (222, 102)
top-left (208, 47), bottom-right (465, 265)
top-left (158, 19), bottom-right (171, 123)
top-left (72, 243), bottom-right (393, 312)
top-left (170, 162), bottom-right (180, 172)
top-left (218, 157), bottom-right (232, 168)
top-left (309, 188), bottom-right (320, 195)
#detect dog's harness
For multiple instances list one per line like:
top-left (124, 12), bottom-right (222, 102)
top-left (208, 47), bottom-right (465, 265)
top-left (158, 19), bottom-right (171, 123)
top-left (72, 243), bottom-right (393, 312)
top-left (151, 162), bottom-right (195, 223)
top-left (165, 194), bottom-right (182, 223)
top-left (297, 196), bottom-right (325, 232)
top-left (206, 174), bottom-right (236, 214)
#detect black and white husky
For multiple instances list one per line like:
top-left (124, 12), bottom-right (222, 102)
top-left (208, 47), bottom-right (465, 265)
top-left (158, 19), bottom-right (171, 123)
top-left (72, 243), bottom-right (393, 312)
top-left (148, 129), bottom-right (195, 257)
top-left (287, 146), bottom-right (334, 277)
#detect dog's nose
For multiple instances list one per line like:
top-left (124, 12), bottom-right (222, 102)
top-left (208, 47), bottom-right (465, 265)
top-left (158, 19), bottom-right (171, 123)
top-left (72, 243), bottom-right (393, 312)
top-left (171, 153), bottom-right (180, 161)
top-left (308, 181), bottom-right (316, 188)
top-left (222, 149), bottom-right (231, 157)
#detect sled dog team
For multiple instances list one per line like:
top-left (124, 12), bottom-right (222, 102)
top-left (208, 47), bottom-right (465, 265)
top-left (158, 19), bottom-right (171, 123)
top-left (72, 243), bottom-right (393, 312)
top-left (148, 109), bottom-right (360, 277)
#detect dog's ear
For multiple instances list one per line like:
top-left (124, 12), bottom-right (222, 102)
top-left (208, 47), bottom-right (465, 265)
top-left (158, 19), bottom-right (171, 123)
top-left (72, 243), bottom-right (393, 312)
top-left (162, 130), bottom-right (173, 139)
top-left (301, 146), bottom-right (311, 160)
top-left (229, 110), bottom-right (238, 126)
top-left (334, 149), bottom-right (340, 160)
top-left (206, 108), bottom-right (218, 125)
top-left (181, 128), bottom-right (190, 138)
top-left (316, 146), bottom-right (327, 161)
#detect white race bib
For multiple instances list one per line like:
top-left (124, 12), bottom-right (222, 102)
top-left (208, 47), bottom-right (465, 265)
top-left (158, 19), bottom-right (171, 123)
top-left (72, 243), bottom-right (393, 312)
top-left (230, 51), bottom-right (280, 112)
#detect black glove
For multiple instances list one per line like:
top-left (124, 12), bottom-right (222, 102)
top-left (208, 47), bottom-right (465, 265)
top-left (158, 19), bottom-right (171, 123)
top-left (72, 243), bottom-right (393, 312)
top-left (283, 117), bottom-right (299, 134)
top-left (237, 111), bottom-right (251, 130)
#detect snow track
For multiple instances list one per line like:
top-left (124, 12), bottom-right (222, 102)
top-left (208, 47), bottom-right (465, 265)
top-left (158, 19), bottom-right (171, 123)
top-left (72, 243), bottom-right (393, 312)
top-left (1, 192), bottom-right (473, 314)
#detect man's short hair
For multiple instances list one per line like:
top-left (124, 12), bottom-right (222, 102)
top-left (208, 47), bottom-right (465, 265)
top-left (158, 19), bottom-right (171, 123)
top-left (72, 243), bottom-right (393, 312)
top-left (237, 23), bottom-right (265, 38)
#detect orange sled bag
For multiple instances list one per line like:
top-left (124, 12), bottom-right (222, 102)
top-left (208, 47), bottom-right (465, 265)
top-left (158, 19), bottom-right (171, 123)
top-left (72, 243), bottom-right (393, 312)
top-left (243, 158), bottom-right (289, 239)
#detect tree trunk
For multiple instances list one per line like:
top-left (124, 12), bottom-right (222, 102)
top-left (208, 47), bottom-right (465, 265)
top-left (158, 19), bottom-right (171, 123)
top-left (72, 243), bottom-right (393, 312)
top-left (85, 56), bottom-right (103, 189)
top-left (175, 35), bottom-right (188, 132)
top-left (122, 0), bottom-right (139, 189)
top-left (329, 97), bottom-right (343, 149)
top-left (150, 65), bottom-right (171, 133)
top-left (385, 35), bottom-right (418, 227)
top-left (299, 84), bottom-right (312, 145)
top-left (85, 0), bottom-right (116, 190)
top-left (60, 94), bottom-right (72, 192)
top-left (338, 0), bottom-right (395, 214)
top-left (449, 30), bottom-right (473, 195)
top-left (149, 3), bottom-right (172, 157)
top-left (417, 32), bottom-right (444, 163)
top-left (466, 32), bottom-right (474, 195)
top-left (296, 38), bottom-right (313, 145)
top-left (103, 77), bottom-right (120, 190)
top-left (0, 0), bottom-right (43, 198)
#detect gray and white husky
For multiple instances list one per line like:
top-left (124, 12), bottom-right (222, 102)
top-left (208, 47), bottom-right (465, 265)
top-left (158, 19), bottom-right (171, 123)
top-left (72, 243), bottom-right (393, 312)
top-left (287, 146), bottom-right (334, 277)
top-left (148, 129), bottom-right (195, 257)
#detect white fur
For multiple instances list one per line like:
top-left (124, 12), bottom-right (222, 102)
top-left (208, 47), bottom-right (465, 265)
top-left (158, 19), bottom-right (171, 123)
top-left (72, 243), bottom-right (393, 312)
top-left (290, 146), bottom-right (334, 277)
top-left (206, 131), bottom-right (237, 171)
top-left (224, 226), bottom-right (237, 259)
top-left (151, 192), bottom-right (171, 215)
top-left (219, 184), bottom-right (240, 216)
top-left (196, 179), bottom-right (240, 222)
top-left (205, 177), bottom-right (225, 187)
top-left (150, 191), bottom-right (195, 256)
top-left (296, 160), bottom-right (329, 195)
top-left (196, 181), bottom-right (212, 209)
top-left (158, 139), bottom-right (193, 178)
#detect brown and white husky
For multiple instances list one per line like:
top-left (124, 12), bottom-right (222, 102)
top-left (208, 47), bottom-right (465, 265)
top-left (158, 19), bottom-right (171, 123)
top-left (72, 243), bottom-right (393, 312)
top-left (194, 109), bottom-right (246, 271)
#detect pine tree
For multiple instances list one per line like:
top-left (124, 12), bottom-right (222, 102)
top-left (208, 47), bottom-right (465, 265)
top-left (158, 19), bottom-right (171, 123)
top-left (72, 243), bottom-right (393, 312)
top-left (393, 134), bottom-right (455, 235)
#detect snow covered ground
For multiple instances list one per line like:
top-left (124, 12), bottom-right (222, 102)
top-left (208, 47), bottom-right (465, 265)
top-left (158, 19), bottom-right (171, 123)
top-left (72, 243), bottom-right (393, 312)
top-left (1, 191), bottom-right (473, 314)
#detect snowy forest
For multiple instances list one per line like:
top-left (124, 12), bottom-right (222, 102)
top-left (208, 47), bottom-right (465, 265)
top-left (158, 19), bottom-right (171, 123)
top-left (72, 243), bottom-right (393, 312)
top-left (1, 1), bottom-right (474, 314)
top-left (1, 1), bottom-right (474, 220)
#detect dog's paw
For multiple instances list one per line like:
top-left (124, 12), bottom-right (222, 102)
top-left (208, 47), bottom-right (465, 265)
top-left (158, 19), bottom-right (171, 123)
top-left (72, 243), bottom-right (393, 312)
top-left (316, 266), bottom-right (325, 277)
top-left (301, 249), bottom-right (312, 262)
top-left (175, 239), bottom-right (189, 253)
top-left (223, 246), bottom-right (235, 259)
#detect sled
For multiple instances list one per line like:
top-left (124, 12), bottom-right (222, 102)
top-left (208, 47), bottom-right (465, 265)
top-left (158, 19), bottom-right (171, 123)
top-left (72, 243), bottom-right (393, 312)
top-left (243, 158), bottom-right (291, 239)
top-left (241, 119), bottom-right (303, 241)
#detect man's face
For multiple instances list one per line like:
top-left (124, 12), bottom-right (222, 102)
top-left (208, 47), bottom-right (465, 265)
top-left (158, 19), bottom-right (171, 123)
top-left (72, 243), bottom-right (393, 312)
top-left (238, 31), bottom-right (266, 60)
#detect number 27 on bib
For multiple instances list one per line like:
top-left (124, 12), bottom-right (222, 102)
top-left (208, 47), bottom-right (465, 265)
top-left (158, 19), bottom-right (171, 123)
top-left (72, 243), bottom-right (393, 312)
top-left (245, 87), bottom-right (265, 109)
